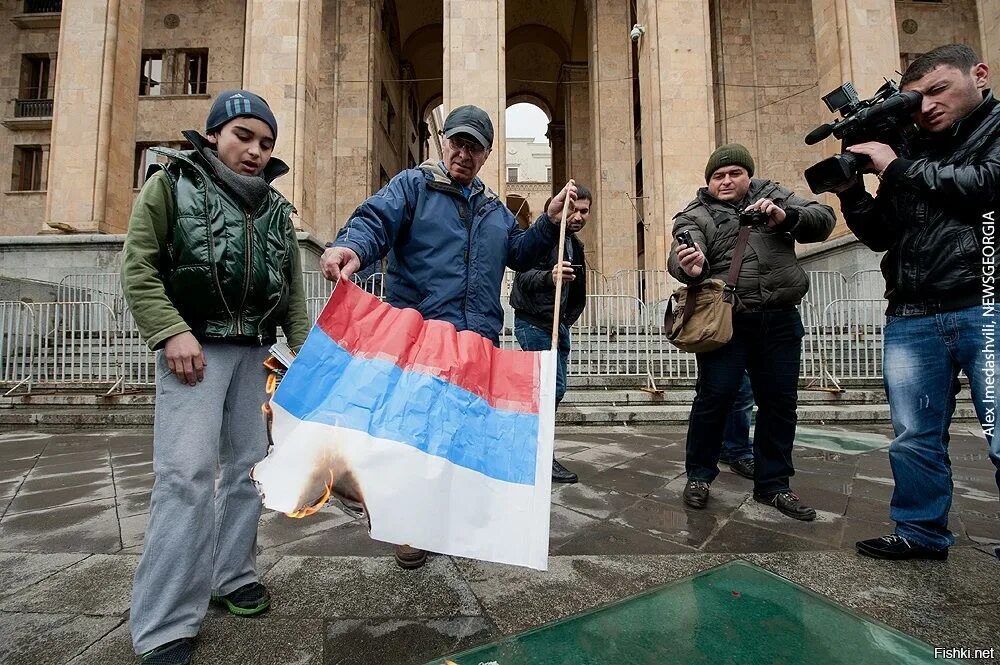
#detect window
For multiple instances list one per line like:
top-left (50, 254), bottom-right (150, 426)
top-left (183, 50), bottom-right (208, 95)
top-left (507, 167), bottom-right (519, 183)
top-left (12, 146), bottom-right (44, 191)
top-left (133, 141), bottom-right (190, 188)
top-left (139, 53), bottom-right (163, 96)
top-left (380, 85), bottom-right (396, 137)
top-left (20, 55), bottom-right (50, 99)
top-left (23, 1), bottom-right (62, 13)
top-left (546, 166), bottom-right (552, 182)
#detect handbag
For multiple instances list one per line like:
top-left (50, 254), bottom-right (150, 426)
top-left (663, 226), bottom-right (751, 353)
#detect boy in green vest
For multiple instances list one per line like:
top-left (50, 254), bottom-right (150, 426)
top-left (122, 90), bottom-right (310, 665)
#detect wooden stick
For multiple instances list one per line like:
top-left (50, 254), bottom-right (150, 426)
top-left (550, 179), bottom-right (575, 350)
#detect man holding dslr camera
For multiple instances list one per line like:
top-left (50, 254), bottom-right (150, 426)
top-left (835, 44), bottom-right (1000, 560)
top-left (668, 144), bottom-right (835, 520)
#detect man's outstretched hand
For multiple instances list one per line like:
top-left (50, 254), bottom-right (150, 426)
top-left (320, 246), bottom-right (361, 283)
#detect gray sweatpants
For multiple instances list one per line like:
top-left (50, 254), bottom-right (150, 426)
top-left (130, 343), bottom-right (270, 654)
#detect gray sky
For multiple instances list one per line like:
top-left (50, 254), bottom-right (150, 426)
top-left (505, 103), bottom-right (548, 142)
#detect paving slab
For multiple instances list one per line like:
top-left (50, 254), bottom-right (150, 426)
top-left (0, 551), bottom-right (90, 600)
top-left (0, 611), bottom-right (123, 665)
top-left (0, 497), bottom-right (122, 553)
top-left (454, 554), bottom-right (734, 634)
top-left (0, 553), bottom-right (139, 615)
top-left (326, 617), bottom-right (498, 665)
top-left (263, 555), bottom-right (481, 619)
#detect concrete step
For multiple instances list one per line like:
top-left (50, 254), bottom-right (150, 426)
top-left (0, 385), bottom-right (928, 409)
top-left (558, 403), bottom-right (980, 426)
top-left (0, 402), bottom-right (980, 431)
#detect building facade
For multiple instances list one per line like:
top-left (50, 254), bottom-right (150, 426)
top-left (0, 0), bottom-right (996, 279)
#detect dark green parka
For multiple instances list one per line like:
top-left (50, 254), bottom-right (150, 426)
top-left (121, 131), bottom-right (310, 351)
top-left (667, 179), bottom-right (836, 311)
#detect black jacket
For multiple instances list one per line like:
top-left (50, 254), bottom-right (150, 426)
top-left (509, 233), bottom-right (587, 330)
top-left (838, 91), bottom-right (1000, 314)
top-left (667, 179), bottom-right (835, 311)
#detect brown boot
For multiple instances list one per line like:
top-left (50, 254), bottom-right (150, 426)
top-left (394, 544), bottom-right (427, 569)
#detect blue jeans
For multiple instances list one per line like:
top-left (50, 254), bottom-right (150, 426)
top-left (514, 318), bottom-right (570, 406)
top-left (883, 306), bottom-right (1000, 550)
top-left (720, 373), bottom-right (754, 463)
top-left (686, 310), bottom-right (804, 496)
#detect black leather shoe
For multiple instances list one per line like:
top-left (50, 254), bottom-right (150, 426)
top-left (754, 491), bottom-right (816, 521)
top-left (683, 480), bottom-right (711, 509)
top-left (856, 534), bottom-right (948, 560)
top-left (394, 544), bottom-right (428, 569)
top-left (727, 457), bottom-right (755, 480)
top-left (552, 459), bottom-right (578, 484)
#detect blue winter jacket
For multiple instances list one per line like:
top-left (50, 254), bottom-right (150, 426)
top-left (333, 160), bottom-right (559, 344)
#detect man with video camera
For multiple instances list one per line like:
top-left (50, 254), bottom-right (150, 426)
top-left (668, 144), bottom-right (835, 520)
top-left (835, 44), bottom-right (1000, 561)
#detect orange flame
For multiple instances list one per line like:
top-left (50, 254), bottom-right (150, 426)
top-left (285, 468), bottom-right (335, 519)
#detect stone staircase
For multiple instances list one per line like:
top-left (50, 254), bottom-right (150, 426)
top-left (0, 378), bottom-right (979, 431)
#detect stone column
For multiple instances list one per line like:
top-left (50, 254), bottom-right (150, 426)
top-left (547, 122), bottom-right (566, 196)
top-left (635, 0), bottom-right (715, 274)
top-left (811, 0), bottom-right (899, 237)
top-left (44, 0), bottom-right (143, 234)
top-left (243, 0), bottom-right (322, 234)
top-left (979, 2), bottom-right (1000, 73)
top-left (443, 0), bottom-right (505, 197)
top-left (588, 0), bottom-right (637, 274)
top-left (561, 62), bottom-right (597, 262)
top-left (325, 0), bottom-right (377, 236)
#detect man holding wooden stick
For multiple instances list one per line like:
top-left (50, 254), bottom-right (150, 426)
top-left (320, 104), bottom-right (577, 569)
top-left (510, 186), bottom-right (592, 484)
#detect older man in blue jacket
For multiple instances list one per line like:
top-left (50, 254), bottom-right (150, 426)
top-left (321, 104), bottom-right (576, 568)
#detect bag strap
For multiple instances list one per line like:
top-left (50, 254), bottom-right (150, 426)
top-left (666, 225), bottom-right (751, 337)
top-left (726, 226), bottom-right (751, 288)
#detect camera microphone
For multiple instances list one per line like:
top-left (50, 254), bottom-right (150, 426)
top-left (805, 123), bottom-right (835, 145)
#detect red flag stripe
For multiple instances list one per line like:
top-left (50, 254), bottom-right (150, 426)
top-left (315, 280), bottom-right (541, 413)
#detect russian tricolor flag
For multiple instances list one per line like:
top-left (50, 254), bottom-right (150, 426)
top-left (252, 280), bottom-right (556, 570)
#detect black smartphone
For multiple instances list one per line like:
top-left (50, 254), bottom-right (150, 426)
top-left (677, 230), bottom-right (695, 248)
top-left (569, 264), bottom-right (583, 273)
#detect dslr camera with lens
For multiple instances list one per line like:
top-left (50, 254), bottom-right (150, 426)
top-left (803, 80), bottom-right (922, 194)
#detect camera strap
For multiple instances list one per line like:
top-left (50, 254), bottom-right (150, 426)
top-left (726, 226), bottom-right (752, 290)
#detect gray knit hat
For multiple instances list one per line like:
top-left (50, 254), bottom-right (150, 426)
top-left (705, 143), bottom-right (754, 182)
top-left (206, 90), bottom-right (278, 141)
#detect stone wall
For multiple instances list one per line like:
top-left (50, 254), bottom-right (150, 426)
top-left (0, 1), bottom-right (59, 236)
top-left (711, 0), bottom-right (824, 207)
top-left (896, 0), bottom-right (981, 64)
top-left (136, 1), bottom-right (245, 154)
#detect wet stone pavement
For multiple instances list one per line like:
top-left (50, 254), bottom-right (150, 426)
top-left (0, 426), bottom-right (997, 664)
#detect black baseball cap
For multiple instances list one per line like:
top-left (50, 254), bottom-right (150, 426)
top-left (442, 105), bottom-right (494, 149)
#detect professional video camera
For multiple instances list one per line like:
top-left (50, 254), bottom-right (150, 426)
top-left (803, 80), bottom-right (922, 194)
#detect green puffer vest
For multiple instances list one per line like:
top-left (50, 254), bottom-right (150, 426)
top-left (150, 143), bottom-right (296, 343)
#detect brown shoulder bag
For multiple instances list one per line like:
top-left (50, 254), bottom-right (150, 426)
top-left (663, 226), bottom-right (750, 353)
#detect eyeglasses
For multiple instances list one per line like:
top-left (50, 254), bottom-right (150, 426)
top-left (444, 135), bottom-right (488, 156)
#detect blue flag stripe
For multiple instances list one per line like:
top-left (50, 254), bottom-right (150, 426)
top-left (273, 329), bottom-right (540, 485)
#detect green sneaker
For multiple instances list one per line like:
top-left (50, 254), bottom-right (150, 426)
top-left (140, 638), bottom-right (193, 665)
top-left (210, 581), bottom-right (271, 617)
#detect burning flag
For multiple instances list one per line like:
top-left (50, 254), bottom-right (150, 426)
top-left (251, 279), bottom-right (556, 570)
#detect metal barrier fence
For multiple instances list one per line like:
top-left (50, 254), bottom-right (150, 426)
top-left (0, 302), bottom-right (34, 395)
top-left (1, 268), bottom-right (891, 393)
top-left (1, 301), bottom-right (121, 394)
